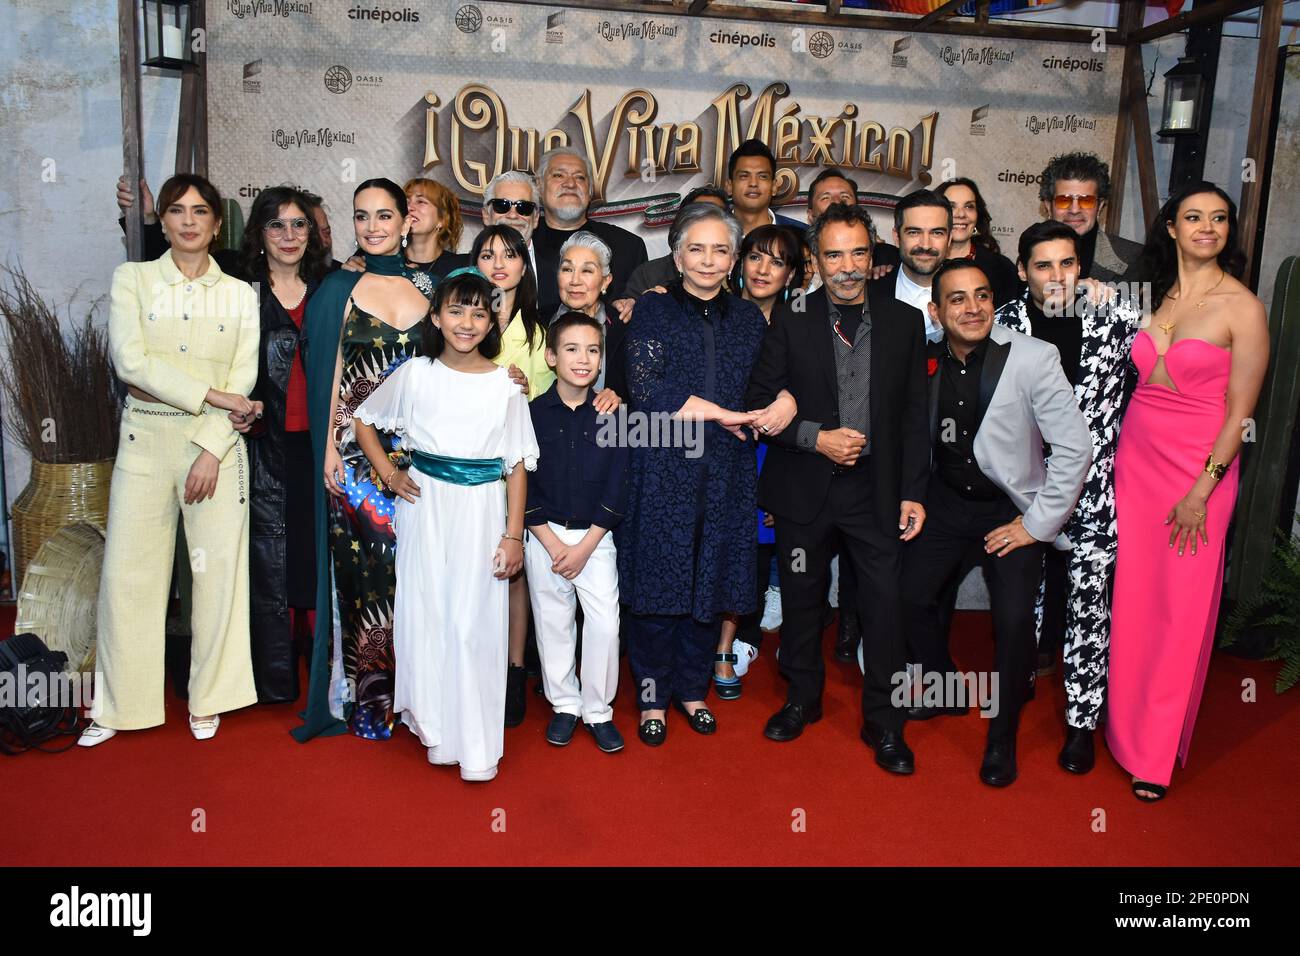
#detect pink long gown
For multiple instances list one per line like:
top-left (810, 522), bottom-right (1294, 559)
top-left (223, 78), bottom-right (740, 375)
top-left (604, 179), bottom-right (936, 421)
top-left (1106, 331), bottom-right (1238, 786)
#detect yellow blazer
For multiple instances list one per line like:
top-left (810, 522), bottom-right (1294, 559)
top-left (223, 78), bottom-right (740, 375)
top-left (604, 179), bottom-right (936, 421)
top-left (108, 252), bottom-right (259, 460)
top-left (494, 311), bottom-right (554, 401)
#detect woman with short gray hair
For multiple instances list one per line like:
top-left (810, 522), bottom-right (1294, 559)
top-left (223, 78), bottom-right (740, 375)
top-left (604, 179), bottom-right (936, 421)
top-left (554, 231), bottom-right (625, 405)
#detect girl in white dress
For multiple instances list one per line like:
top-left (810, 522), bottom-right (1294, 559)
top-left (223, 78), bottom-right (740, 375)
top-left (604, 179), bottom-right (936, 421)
top-left (353, 269), bottom-right (538, 781)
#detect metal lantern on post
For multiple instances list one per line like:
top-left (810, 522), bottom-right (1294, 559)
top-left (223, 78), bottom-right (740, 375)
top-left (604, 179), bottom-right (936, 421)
top-left (141, 0), bottom-right (196, 71)
top-left (1158, 56), bottom-right (1206, 137)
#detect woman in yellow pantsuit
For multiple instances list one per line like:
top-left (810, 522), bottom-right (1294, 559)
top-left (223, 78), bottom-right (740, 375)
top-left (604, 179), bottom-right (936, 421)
top-left (80, 175), bottom-right (261, 746)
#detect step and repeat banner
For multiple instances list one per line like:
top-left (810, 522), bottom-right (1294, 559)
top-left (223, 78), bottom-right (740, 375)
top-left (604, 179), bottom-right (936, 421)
top-left (208, 0), bottom-right (1123, 259)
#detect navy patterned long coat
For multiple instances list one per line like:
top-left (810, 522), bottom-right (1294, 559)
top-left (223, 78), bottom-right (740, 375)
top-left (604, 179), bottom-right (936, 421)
top-left (616, 285), bottom-right (766, 621)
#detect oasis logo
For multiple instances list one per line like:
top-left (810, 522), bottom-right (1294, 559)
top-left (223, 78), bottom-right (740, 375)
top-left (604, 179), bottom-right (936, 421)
top-left (348, 5), bottom-right (419, 23)
top-left (272, 127), bottom-right (357, 149)
top-left (227, 0), bottom-right (315, 18)
top-left (808, 30), bottom-right (834, 59)
top-left (1042, 55), bottom-right (1105, 73)
top-left (891, 36), bottom-right (910, 68)
top-left (323, 64), bottom-right (352, 94)
top-left (709, 30), bottom-right (775, 48)
top-left (454, 4), bottom-right (481, 33)
top-left (50, 886), bottom-right (151, 936)
top-left (1025, 112), bottom-right (1098, 135)
top-left (938, 44), bottom-right (1015, 67)
top-left (969, 104), bottom-right (989, 137)
top-left (242, 59), bottom-right (262, 94)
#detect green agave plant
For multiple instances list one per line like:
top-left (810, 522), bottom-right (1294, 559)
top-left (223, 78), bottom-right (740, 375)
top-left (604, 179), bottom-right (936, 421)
top-left (1222, 520), bottom-right (1300, 693)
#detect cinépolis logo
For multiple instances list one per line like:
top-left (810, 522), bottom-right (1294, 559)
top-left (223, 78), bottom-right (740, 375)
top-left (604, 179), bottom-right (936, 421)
top-left (348, 5), bottom-right (419, 24)
top-left (50, 886), bottom-right (151, 936)
top-left (226, 0), bottom-right (314, 18)
top-left (1042, 54), bottom-right (1105, 73)
top-left (708, 29), bottom-right (775, 49)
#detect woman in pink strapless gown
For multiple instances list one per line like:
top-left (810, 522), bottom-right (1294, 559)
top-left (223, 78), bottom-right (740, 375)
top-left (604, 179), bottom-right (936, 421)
top-left (1106, 182), bottom-right (1269, 801)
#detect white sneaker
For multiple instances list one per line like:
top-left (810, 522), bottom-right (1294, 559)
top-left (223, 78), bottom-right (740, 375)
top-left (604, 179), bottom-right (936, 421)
top-left (189, 714), bottom-right (220, 740)
top-left (427, 746), bottom-right (457, 766)
top-left (77, 723), bottom-right (117, 748)
top-left (732, 639), bottom-right (759, 678)
top-left (760, 586), bottom-right (783, 632)
top-left (460, 765), bottom-right (498, 782)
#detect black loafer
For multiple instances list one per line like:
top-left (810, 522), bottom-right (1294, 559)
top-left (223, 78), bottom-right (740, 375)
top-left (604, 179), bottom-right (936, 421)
top-left (980, 739), bottom-right (1018, 787)
top-left (763, 701), bottom-right (823, 742)
top-left (584, 720), bottom-right (625, 753)
top-left (1058, 726), bottom-right (1095, 774)
top-left (860, 723), bottom-right (915, 775)
top-left (672, 699), bottom-right (717, 735)
top-left (545, 712), bottom-right (578, 746)
top-left (834, 610), bottom-right (862, 663)
top-left (637, 718), bottom-right (666, 747)
top-left (905, 703), bottom-right (969, 721)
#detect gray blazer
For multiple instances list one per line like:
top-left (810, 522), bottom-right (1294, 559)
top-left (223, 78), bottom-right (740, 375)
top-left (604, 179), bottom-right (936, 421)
top-left (928, 323), bottom-right (1092, 549)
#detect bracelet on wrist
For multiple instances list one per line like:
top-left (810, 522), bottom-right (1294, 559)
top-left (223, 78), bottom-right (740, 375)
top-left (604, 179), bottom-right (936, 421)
top-left (501, 533), bottom-right (524, 544)
top-left (1204, 455), bottom-right (1229, 481)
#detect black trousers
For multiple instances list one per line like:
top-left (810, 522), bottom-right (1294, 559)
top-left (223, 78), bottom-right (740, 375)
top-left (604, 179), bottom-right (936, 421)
top-left (1038, 546), bottom-right (1068, 661)
top-left (902, 475), bottom-right (1044, 743)
top-left (773, 465), bottom-right (906, 732)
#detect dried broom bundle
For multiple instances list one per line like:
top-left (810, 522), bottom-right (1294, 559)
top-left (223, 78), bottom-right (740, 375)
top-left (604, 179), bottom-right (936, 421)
top-left (0, 267), bottom-right (120, 464)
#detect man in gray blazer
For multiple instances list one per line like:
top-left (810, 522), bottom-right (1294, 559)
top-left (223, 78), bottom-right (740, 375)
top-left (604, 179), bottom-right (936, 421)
top-left (902, 260), bottom-right (1090, 787)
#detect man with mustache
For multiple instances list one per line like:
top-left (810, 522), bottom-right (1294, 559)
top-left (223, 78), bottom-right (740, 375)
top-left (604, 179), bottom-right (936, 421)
top-left (995, 220), bottom-right (1143, 775)
top-left (870, 189), bottom-right (952, 343)
top-left (532, 147), bottom-right (649, 321)
top-left (746, 203), bottom-right (929, 774)
top-left (904, 259), bottom-right (1090, 786)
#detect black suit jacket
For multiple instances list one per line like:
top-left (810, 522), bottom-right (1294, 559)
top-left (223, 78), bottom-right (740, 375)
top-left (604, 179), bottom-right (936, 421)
top-left (745, 284), bottom-right (930, 531)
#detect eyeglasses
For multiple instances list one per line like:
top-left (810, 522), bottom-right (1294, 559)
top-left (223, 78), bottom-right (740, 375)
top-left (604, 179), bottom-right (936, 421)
top-left (487, 198), bottom-right (538, 216)
top-left (264, 217), bottom-right (311, 236)
top-left (1052, 194), bottom-right (1098, 211)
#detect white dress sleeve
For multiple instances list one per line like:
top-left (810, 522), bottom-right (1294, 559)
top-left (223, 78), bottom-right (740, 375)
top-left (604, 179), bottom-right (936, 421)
top-left (500, 382), bottom-right (539, 475)
top-left (355, 357), bottom-right (418, 436)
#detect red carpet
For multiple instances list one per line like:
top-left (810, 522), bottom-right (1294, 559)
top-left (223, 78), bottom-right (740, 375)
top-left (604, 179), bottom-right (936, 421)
top-left (2, 605), bottom-right (1298, 867)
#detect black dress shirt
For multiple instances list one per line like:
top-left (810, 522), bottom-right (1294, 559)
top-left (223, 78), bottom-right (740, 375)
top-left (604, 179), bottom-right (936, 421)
top-left (1026, 298), bottom-right (1082, 389)
top-left (533, 218), bottom-right (649, 316)
top-left (525, 383), bottom-right (630, 531)
top-left (935, 337), bottom-right (1003, 500)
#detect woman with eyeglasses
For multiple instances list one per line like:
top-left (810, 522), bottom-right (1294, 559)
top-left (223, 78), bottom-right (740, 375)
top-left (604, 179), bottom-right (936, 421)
top-left (225, 187), bottom-right (332, 705)
top-left (294, 178), bottom-right (431, 743)
top-left (935, 177), bottom-right (1020, 307)
top-left (472, 224), bottom-right (554, 727)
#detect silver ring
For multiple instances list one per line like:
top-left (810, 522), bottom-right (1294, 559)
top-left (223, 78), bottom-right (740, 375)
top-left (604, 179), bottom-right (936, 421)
top-left (1003, 537), bottom-right (1010, 545)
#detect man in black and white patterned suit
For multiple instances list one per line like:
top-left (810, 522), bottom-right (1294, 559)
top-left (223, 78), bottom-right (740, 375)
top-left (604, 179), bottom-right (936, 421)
top-left (995, 220), bottom-right (1143, 775)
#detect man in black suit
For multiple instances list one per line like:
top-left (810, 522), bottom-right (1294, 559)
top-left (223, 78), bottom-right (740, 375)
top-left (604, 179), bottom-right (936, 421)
top-left (746, 202), bottom-right (930, 774)
top-left (531, 147), bottom-right (649, 321)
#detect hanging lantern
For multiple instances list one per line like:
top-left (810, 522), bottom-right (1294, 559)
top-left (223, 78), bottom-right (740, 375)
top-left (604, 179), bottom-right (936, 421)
top-left (1158, 56), bottom-right (1206, 137)
top-left (141, 0), bottom-right (196, 72)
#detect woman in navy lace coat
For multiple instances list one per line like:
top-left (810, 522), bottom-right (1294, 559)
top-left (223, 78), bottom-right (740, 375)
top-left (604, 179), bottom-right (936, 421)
top-left (617, 204), bottom-right (791, 746)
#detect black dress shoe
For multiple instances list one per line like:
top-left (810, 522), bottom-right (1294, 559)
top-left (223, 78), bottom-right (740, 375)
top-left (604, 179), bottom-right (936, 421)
top-left (980, 739), bottom-right (1018, 787)
top-left (504, 664), bottom-right (527, 727)
top-left (859, 724), bottom-right (915, 774)
top-left (905, 703), bottom-right (969, 721)
top-left (1058, 726), bottom-right (1095, 774)
top-left (833, 610), bottom-right (862, 663)
top-left (671, 699), bottom-right (717, 735)
top-left (763, 701), bottom-right (823, 742)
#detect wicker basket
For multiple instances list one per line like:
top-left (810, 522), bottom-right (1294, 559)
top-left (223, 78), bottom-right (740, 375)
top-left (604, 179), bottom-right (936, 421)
top-left (11, 458), bottom-right (113, 591)
top-left (14, 522), bottom-right (105, 675)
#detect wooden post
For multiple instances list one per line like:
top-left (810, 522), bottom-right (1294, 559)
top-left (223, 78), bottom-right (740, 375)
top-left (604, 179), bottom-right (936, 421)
top-left (1239, 0), bottom-right (1284, 279)
top-left (193, 0), bottom-right (209, 177)
top-left (1168, 0), bottom-right (1224, 193)
top-left (118, 0), bottom-right (144, 262)
top-left (1107, 1), bottom-right (1146, 236)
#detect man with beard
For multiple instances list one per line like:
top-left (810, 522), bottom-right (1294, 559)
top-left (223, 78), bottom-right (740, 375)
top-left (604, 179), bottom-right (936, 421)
top-left (806, 167), bottom-right (897, 268)
top-left (745, 202), bottom-right (929, 773)
top-left (1038, 152), bottom-right (1141, 283)
top-left (532, 146), bottom-right (649, 319)
top-left (871, 189), bottom-right (952, 343)
top-left (995, 220), bottom-right (1142, 775)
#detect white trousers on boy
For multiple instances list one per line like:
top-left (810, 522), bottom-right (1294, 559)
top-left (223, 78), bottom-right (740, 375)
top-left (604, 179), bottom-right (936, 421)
top-left (524, 524), bottom-right (620, 724)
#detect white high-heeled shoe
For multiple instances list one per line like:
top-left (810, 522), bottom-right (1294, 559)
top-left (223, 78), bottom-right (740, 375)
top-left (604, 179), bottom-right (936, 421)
top-left (189, 714), bottom-right (220, 740)
top-left (77, 723), bottom-right (118, 747)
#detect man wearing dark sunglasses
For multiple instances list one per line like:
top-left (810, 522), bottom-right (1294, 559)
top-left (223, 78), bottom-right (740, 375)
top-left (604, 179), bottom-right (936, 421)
top-left (1036, 152), bottom-right (1141, 283)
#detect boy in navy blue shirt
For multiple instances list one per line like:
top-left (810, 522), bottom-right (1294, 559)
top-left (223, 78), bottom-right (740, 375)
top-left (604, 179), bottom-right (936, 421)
top-left (525, 311), bottom-right (630, 752)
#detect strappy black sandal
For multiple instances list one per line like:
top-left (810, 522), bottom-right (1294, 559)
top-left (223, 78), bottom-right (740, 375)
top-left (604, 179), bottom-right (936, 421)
top-left (672, 699), bottom-right (718, 736)
top-left (714, 652), bottom-right (742, 700)
top-left (638, 717), bottom-right (667, 747)
top-left (1131, 780), bottom-right (1168, 802)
